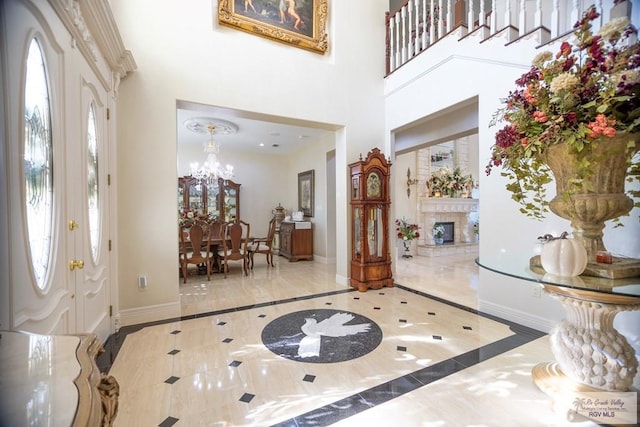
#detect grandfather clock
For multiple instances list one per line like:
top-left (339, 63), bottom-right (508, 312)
top-left (349, 148), bottom-right (393, 292)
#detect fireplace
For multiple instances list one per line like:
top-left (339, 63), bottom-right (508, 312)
top-left (418, 198), bottom-right (478, 257)
top-left (434, 221), bottom-right (454, 243)
top-left (419, 198), bottom-right (478, 246)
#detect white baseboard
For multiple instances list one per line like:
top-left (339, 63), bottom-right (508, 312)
top-left (335, 274), bottom-right (349, 286)
top-left (479, 299), bottom-right (555, 333)
top-left (118, 301), bottom-right (181, 327)
top-left (312, 255), bottom-right (329, 264)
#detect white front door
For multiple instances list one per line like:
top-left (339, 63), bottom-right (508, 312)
top-left (1, 0), bottom-right (112, 341)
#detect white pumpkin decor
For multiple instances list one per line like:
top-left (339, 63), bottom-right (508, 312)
top-left (540, 232), bottom-right (588, 277)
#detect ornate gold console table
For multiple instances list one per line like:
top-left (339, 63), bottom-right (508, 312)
top-left (477, 253), bottom-right (639, 424)
top-left (0, 330), bottom-right (119, 426)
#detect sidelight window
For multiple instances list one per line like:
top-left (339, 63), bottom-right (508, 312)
top-left (24, 38), bottom-right (53, 289)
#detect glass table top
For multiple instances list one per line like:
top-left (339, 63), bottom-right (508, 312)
top-left (477, 251), bottom-right (640, 298)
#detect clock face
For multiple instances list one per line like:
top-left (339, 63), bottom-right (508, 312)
top-left (366, 172), bottom-right (381, 198)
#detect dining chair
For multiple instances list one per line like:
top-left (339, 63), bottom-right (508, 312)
top-left (248, 217), bottom-right (276, 269)
top-left (179, 221), bottom-right (213, 283)
top-left (218, 220), bottom-right (250, 278)
top-left (204, 218), bottom-right (224, 272)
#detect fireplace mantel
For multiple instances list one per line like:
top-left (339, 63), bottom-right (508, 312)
top-left (420, 198), bottom-right (478, 213)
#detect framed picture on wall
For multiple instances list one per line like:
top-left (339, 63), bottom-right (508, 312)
top-left (298, 169), bottom-right (314, 217)
top-left (217, 0), bottom-right (328, 54)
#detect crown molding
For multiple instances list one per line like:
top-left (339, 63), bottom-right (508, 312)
top-left (48, 0), bottom-right (136, 93)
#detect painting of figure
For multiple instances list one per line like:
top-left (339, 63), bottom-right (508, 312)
top-left (218, 0), bottom-right (328, 54)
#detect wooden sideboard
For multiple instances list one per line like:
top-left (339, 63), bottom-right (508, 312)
top-left (279, 221), bottom-right (313, 262)
top-left (0, 331), bottom-right (119, 426)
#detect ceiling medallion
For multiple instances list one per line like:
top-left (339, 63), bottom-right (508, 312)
top-left (184, 117), bottom-right (239, 135)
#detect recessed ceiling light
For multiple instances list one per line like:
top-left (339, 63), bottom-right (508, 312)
top-left (259, 143), bottom-right (265, 147)
top-left (272, 144), bottom-right (280, 147)
top-left (298, 135), bottom-right (309, 139)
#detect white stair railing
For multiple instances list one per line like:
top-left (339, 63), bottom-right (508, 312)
top-left (386, 0), bottom-right (633, 76)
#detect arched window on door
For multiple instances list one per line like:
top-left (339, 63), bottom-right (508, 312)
top-left (24, 37), bottom-right (53, 289)
top-left (87, 103), bottom-right (100, 261)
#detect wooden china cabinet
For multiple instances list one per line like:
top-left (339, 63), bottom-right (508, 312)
top-left (178, 176), bottom-right (240, 222)
top-left (349, 148), bottom-right (393, 292)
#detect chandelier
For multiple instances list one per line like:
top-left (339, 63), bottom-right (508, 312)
top-left (189, 124), bottom-right (234, 187)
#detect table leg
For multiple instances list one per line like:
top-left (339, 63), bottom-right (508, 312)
top-left (532, 285), bottom-right (640, 424)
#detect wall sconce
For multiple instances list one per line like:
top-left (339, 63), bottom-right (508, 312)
top-left (406, 167), bottom-right (419, 198)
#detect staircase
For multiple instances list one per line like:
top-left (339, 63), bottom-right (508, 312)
top-left (386, 0), bottom-right (636, 76)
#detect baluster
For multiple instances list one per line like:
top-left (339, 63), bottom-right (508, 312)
top-left (519, 0), bottom-right (526, 36)
top-left (478, 0), bottom-right (487, 26)
top-left (429, 0), bottom-right (436, 42)
top-left (595, 0), bottom-right (604, 29)
top-left (490, 0), bottom-right (497, 34)
top-left (467, 0), bottom-right (475, 30)
top-left (395, 13), bottom-right (401, 70)
top-left (389, 15), bottom-right (396, 71)
top-left (570, 0), bottom-right (579, 29)
top-left (550, 0), bottom-right (559, 38)
top-left (446, 0), bottom-right (452, 33)
top-left (535, 0), bottom-right (542, 28)
top-left (415, 0), bottom-right (421, 52)
top-left (504, 0), bottom-right (513, 31)
top-left (422, 0), bottom-right (428, 47)
top-left (401, 5), bottom-right (407, 65)
top-left (408, 0), bottom-right (414, 57)
top-left (438, 0), bottom-right (444, 39)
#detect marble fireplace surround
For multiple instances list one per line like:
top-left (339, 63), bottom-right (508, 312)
top-left (420, 198), bottom-right (478, 245)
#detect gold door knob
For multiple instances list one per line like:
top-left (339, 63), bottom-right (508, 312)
top-left (68, 220), bottom-right (79, 231)
top-left (69, 259), bottom-right (85, 271)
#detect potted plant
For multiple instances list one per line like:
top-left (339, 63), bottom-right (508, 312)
top-left (432, 224), bottom-right (445, 245)
top-left (395, 217), bottom-right (420, 258)
top-left (486, 6), bottom-right (640, 263)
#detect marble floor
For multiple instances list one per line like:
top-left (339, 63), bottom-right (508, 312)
top-left (105, 251), bottom-right (604, 426)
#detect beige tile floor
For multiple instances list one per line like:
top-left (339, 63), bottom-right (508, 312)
top-left (109, 251), bottom-right (606, 426)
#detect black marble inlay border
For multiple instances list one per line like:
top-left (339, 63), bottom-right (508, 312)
top-left (270, 283), bottom-right (546, 427)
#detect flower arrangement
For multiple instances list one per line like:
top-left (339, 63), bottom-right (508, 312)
top-left (396, 217), bottom-right (420, 241)
top-left (433, 224), bottom-right (445, 239)
top-left (486, 6), bottom-right (640, 220)
top-left (427, 166), bottom-right (473, 197)
top-left (179, 209), bottom-right (216, 227)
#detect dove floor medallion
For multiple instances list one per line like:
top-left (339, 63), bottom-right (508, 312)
top-left (262, 309), bottom-right (383, 362)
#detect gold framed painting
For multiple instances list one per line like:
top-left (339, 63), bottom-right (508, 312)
top-left (218, 0), bottom-right (328, 54)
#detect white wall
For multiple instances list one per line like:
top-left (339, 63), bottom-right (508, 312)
top-left (111, 0), bottom-right (388, 320)
top-left (393, 151), bottom-right (419, 256)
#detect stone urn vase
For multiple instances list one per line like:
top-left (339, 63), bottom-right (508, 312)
top-left (544, 134), bottom-right (639, 278)
top-left (272, 203), bottom-right (286, 228)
